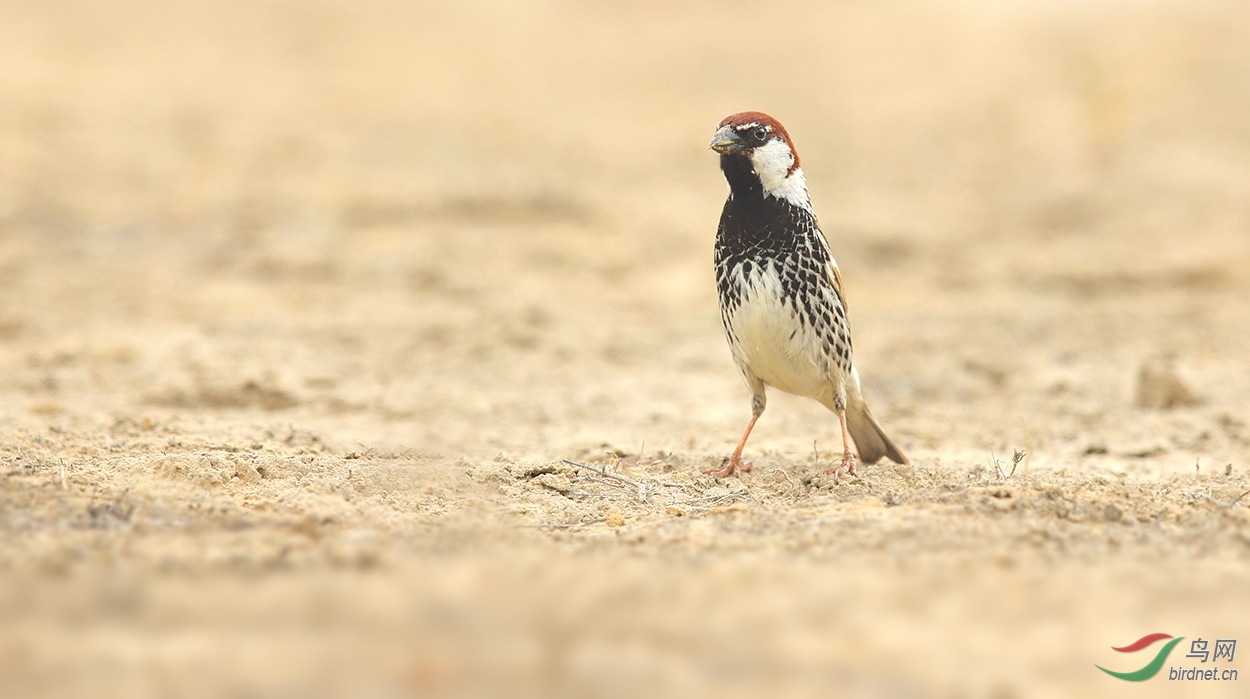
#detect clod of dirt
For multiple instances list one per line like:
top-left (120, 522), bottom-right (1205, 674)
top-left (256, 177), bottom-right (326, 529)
top-left (1135, 356), bottom-right (1196, 409)
top-left (533, 473), bottom-right (573, 496)
top-left (604, 506), bottom-right (625, 527)
top-left (234, 460), bottom-right (263, 484)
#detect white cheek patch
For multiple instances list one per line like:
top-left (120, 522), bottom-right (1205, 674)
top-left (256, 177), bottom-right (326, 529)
top-left (748, 139), bottom-right (812, 212)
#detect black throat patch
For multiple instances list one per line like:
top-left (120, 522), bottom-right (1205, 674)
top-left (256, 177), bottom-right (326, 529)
top-left (719, 154), bottom-right (764, 202)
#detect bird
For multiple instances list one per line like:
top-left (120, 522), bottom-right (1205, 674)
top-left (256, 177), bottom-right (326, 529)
top-left (706, 111), bottom-right (908, 478)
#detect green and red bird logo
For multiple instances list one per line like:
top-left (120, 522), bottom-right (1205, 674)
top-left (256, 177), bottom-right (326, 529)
top-left (1096, 633), bottom-right (1184, 681)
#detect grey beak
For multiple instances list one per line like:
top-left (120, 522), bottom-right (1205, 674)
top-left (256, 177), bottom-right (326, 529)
top-left (709, 125), bottom-right (745, 154)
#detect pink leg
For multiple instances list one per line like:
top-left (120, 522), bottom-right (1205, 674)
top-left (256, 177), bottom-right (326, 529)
top-left (705, 413), bottom-right (759, 478)
top-left (824, 409), bottom-right (858, 476)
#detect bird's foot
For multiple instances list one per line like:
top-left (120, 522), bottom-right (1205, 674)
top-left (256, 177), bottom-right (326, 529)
top-left (825, 452), bottom-right (858, 478)
top-left (704, 455), bottom-right (753, 478)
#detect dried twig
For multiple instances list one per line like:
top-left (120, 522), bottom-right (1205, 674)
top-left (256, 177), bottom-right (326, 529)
top-left (682, 493), bottom-right (753, 513)
top-left (562, 459), bottom-right (649, 502)
top-left (520, 518), bottom-right (604, 530)
top-left (653, 480), bottom-right (692, 490)
top-left (768, 467), bottom-right (796, 488)
top-left (671, 491), bottom-right (754, 509)
top-left (1230, 489), bottom-right (1250, 508)
top-left (990, 448), bottom-right (1027, 479)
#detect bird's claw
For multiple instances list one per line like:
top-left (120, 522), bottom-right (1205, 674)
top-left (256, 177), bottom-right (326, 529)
top-left (704, 455), bottom-right (753, 478)
top-left (824, 453), bottom-right (858, 478)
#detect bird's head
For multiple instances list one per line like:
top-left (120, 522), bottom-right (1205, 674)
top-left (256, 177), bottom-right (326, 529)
top-left (710, 111), bottom-right (810, 210)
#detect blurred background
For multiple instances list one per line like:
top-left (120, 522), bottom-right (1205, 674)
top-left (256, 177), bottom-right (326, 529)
top-left (2, 0), bottom-right (1249, 696)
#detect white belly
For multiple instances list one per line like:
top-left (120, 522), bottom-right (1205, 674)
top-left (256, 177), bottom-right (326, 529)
top-left (727, 279), bottom-right (833, 400)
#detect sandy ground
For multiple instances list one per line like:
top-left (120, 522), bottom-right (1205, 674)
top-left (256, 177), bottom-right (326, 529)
top-left (2, 0), bottom-right (1250, 696)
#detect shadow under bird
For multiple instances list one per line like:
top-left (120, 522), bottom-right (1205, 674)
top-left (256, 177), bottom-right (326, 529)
top-left (707, 111), bottom-right (908, 478)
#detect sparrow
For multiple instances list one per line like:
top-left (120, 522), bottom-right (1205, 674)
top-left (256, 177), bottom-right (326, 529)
top-left (706, 111), bottom-right (908, 478)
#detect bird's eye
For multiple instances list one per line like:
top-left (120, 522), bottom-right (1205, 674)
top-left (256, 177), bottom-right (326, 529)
top-left (752, 126), bottom-right (769, 142)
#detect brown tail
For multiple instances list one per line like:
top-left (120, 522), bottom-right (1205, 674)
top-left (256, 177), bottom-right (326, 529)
top-left (845, 400), bottom-right (908, 465)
